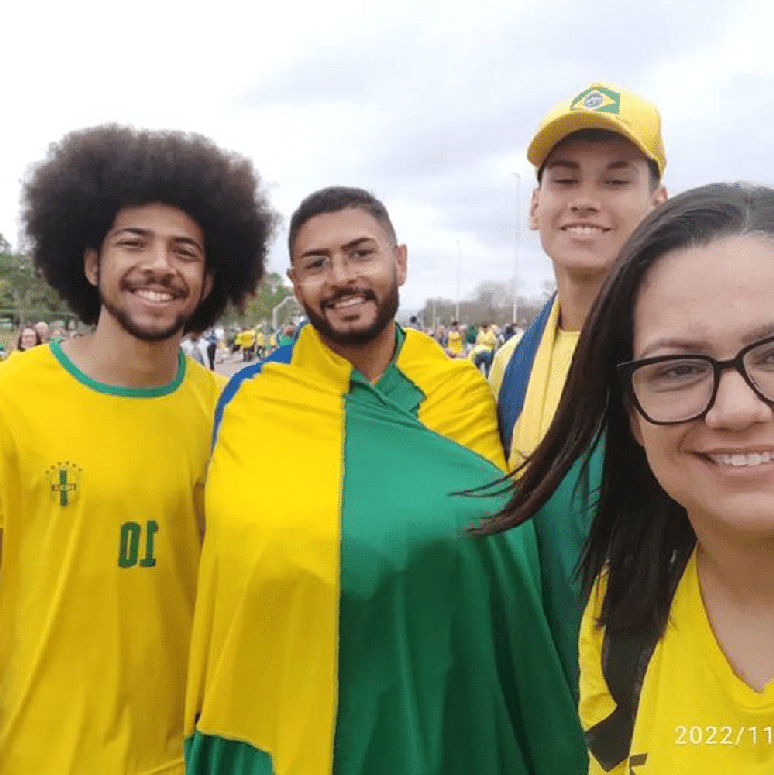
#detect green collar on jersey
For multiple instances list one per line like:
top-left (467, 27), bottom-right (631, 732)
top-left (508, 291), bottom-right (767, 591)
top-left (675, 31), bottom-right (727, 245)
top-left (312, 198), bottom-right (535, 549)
top-left (50, 340), bottom-right (187, 398)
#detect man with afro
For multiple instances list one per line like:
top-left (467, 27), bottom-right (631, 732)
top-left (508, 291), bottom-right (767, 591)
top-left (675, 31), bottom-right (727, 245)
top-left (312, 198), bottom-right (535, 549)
top-left (0, 125), bottom-right (276, 774)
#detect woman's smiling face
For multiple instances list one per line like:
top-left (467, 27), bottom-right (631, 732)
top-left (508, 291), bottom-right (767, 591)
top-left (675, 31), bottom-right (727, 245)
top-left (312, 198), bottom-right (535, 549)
top-left (630, 234), bottom-right (774, 540)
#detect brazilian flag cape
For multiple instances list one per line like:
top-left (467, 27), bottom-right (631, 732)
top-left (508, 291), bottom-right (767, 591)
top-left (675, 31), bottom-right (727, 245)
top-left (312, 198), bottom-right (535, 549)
top-left (185, 325), bottom-right (586, 775)
top-left (496, 296), bottom-right (603, 704)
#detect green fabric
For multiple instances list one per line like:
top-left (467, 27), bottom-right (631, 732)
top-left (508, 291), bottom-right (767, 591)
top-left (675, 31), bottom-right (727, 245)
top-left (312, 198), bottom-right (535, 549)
top-left (184, 732), bottom-right (273, 774)
top-left (333, 372), bottom-right (586, 774)
top-left (49, 339), bottom-right (186, 397)
top-left (532, 439), bottom-right (604, 701)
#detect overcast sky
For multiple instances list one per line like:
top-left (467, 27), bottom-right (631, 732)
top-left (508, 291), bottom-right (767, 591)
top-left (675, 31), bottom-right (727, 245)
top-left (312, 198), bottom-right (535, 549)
top-left (3, 0), bottom-right (771, 311)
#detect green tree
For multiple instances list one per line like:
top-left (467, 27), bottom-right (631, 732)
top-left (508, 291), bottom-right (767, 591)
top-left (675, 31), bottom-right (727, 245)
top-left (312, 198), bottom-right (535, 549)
top-left (0, 238), bottom-right (70, 325)
top-left (222, 271), bottom-right (298, 326)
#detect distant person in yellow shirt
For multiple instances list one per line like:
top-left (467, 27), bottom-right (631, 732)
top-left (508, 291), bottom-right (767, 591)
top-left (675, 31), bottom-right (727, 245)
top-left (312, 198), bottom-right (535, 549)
top-left (445, 320), bottom-right (463, 358)
top-left (237, 326), bottom-right (257, 361)
top-left (0, 124), bottom-right (275, 775)
top-left (471, 323), bottom-right (497, 376)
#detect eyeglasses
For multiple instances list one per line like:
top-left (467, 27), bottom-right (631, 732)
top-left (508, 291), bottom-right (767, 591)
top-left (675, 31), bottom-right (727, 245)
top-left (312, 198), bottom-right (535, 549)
top-left (292, 246), bottom-right (388, 286)
top-left (617, 334), bottom-right (774, 425)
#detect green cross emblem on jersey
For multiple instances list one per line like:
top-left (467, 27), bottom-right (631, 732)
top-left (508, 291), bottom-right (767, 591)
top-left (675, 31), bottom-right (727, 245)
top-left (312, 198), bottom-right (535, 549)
top-left (46, 462), bottom-right (82, 507)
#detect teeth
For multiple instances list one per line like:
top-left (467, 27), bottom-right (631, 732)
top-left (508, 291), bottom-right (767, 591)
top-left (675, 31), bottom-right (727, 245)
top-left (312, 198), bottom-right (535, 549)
top-left (708, 451), bottom-right (774, 467)
top-left (331, 296), bottom-right (365, 308)
top-left (135, 289), bottom-right (174, 302)
top-left (564, 226), bottom-right (604, 236)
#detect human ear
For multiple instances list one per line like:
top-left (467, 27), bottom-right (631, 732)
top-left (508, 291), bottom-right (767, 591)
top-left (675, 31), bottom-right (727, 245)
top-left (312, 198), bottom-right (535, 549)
top-left (395, 244), bottom-right (408, 286)
top-left (528, 188), bottom-right (541, 230)
top-left (201, 272), bottom-right (214, 301)
top-left (651, 185), bottom-right (668, 208)
top-left (83, 249), bottom-right (99, 287)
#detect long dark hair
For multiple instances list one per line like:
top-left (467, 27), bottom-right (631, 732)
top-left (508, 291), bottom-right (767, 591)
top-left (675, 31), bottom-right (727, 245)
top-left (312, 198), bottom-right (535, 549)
top-left (485, 182), bottom-right (774, 636)
top-left (17, 326), bottom-right (42, 351)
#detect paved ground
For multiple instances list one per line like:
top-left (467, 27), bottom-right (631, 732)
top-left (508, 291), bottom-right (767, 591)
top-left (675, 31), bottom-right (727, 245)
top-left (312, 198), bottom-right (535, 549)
top-left (214, 353), bottom-right (258, 378)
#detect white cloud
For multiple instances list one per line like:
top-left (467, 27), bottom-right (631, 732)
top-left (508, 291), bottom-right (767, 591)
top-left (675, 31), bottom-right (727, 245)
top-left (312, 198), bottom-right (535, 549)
top-left (2, 0), bottom-right (772, 312)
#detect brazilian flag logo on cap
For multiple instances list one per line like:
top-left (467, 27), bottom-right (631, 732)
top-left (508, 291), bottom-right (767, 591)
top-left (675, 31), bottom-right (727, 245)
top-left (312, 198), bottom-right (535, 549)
top-left (571, 86), bottom-right (620, 114)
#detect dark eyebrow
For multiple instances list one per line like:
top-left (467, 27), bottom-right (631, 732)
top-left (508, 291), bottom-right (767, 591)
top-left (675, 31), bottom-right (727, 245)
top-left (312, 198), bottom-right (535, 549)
top-left (297, 236), bottom-right (377, 260)
top-left (545, 159), bottom-right (639, 174)
top-left (742, 322), bottom-right (774, 345)
top-left (605, 160), bottom-right (639, 174)
top-left (638, 323), bottom-right (774, 359)
top-left (111, 227), bottom-right (204, 253)
top-left (638, 338), bottom-right (707, 358)
top-left (544, 160), bottom-right (578, 173)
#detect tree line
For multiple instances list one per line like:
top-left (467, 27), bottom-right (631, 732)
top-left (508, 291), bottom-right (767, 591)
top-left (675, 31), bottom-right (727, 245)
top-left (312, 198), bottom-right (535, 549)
top-left (419, 279), bottom-right (555, 329)
top-left (0, 233), bottom-right (298, 329)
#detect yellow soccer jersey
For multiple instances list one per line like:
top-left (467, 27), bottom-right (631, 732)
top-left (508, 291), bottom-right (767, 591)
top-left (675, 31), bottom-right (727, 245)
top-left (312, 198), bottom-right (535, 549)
top-left (446, 329), bottom-right (463, 356)
top-left (0, 342), bottom-right (223, 775)
top-left (580, 553), bottom-right (774, 774)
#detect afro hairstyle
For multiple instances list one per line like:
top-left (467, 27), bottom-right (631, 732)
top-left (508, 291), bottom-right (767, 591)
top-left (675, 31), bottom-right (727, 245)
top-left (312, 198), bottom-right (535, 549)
top-left (22, 124), bottom-right (278, 331)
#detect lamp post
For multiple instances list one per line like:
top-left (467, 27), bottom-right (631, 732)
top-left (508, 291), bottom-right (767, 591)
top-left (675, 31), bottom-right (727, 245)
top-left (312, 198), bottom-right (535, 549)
top-left (455, 239), bottom-right (461, 322)
top-left (512, 172), bottom-right (521, 325)
top-left (272, 295), bottom-right (296, 331)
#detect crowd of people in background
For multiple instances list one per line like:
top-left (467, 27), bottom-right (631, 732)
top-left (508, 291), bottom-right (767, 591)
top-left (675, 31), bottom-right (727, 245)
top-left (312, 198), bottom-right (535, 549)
top-left (411, 318), bottom-right (524, 378)
top-left (179, 322), bottom-right (298, 369)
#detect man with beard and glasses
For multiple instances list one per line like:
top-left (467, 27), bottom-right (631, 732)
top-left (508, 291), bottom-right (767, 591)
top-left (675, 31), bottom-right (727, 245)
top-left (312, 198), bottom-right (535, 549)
top-left (0, 125), bottom-right (276, 775)
top-left (183, 187), bottom-right (586, 775)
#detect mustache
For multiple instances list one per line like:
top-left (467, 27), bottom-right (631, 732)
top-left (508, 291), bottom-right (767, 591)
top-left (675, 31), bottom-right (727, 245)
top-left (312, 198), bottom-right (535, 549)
top-left (321, 288), bottom-right (376, 307)
top-left (120, 271), bottom-right (187, 297)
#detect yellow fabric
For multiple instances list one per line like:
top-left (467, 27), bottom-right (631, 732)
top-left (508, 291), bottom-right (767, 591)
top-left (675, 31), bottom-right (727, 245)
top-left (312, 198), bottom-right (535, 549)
top-left (398, 330), bottom-right (506, 472)
top-left (488, 332), bottom-right (523, 397)
top-left (475, 328), bottom-right (498, 350)
top-left (581, 553), bottom-right (774, 774)
top-left (2, 348), bottom-right (26, 363)
top-left (509, 299), bottom-right (580, 467)
top-left (527, 81), bottom-right (666, 174)
top-left (186, 327), bottom-right (348, 775)
top-left (0, 344), bottom-right (222, 774)
top-left (236, 329), bottom-right (256, 348)
top-left (539, 328), bottom-right (579, 438)
top-left (185, 327), bottom-right (507, 774)
top-left (446, 329), bottom-right (463, 356)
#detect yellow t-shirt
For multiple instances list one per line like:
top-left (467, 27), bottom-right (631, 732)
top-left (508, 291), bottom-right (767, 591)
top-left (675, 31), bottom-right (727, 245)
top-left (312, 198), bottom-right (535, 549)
top-left (580, 552), bottom-right (774, 774)
top-left (475, 328), bottom-right (498, 350)
top-left (539, 328), bottom-right (579, 438)
top-left (240, 329), bottom-right (256, 348)
top-left (446, 329), bottom-right (463, 356)
top-left (0, 342), bottom-right (223, 774)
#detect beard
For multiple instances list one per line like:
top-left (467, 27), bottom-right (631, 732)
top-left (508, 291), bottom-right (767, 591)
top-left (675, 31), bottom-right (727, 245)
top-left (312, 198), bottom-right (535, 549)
top-left (99, 271), bottom-right (192, 343)
top-left (302, 281), bottom-right (400, 347)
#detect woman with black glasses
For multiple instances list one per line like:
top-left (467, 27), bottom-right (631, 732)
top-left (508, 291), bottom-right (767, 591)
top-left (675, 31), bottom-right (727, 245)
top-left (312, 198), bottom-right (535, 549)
top-left (486, 183), bottom-right (774, 773)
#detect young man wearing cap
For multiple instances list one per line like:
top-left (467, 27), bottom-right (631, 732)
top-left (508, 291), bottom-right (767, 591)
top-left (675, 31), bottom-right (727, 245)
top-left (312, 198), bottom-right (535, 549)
top-left (489, 82), bottom-right (667, 696)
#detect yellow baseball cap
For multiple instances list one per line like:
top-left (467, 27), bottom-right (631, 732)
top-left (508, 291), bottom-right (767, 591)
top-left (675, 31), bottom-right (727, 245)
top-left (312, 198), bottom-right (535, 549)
top-left (527, 82), bottom-right (667, 175)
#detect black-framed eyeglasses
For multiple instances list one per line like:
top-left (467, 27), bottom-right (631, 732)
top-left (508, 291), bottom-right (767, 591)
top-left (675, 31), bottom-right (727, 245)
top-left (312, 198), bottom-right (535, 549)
top-left (617, 334), bottom-right (774, 425)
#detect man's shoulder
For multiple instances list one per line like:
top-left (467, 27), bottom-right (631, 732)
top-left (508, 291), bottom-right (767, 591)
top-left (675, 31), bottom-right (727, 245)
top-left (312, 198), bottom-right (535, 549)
top-left (0, 344), bottom-right (58, 387)
top-left (182, 357), bottom-right (229, 402)
top-left (400, 328), bottom-right (486, 383)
